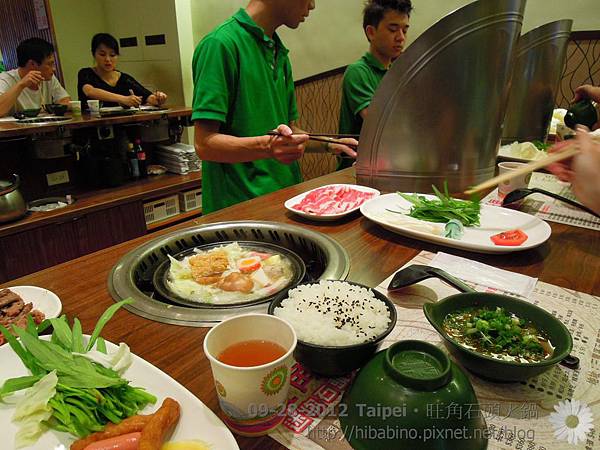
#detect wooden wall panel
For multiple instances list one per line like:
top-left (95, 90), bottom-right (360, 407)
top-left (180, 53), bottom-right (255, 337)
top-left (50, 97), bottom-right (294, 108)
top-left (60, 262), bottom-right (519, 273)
top-left (0, 0), bottom-right (63, 82)
top-left (556, 31), bottom-right (600, 108)
top-left (0, 202), bottom-right (147, 283)
top-left (0, 221), bottom-right (80, 283)
top-left (295, 68), bottom-right (345, 180)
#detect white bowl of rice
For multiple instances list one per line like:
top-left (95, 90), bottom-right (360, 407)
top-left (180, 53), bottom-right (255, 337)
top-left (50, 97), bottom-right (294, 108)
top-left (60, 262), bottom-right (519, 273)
top-left (269, 280), bottom-right (397, 377)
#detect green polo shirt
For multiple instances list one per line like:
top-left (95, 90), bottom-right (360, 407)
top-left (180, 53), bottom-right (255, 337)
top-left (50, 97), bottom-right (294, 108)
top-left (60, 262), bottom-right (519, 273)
top-left (192, 9), bottom-right (301, 213)
top-left (338, 52), bottom-right (387, 169)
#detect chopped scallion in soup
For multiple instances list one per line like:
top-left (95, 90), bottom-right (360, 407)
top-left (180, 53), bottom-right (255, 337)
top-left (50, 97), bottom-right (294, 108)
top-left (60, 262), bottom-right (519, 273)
top-left (442, 306), bottom-right (553, 363)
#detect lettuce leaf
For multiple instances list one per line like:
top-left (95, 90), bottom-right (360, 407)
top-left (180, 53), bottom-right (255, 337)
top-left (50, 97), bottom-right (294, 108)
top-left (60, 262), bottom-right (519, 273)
top-left (13, 371), bottom-right (57, 448)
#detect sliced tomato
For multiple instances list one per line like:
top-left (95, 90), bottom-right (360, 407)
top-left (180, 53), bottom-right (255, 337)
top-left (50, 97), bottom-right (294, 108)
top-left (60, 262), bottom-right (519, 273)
top-left (490, 229), bottom-right (528, 246)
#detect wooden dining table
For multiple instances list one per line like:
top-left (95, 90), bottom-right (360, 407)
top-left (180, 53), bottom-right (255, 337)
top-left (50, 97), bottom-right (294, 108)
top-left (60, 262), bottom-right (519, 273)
top-left (2, 168), bottom-right (599, 449)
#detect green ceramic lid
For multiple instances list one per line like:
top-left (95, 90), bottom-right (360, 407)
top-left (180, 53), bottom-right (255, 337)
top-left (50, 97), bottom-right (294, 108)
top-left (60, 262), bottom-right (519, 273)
top-left (341, 339), bottom-right (488, 450)
top-left (384, 340), bottom-right (451, 390)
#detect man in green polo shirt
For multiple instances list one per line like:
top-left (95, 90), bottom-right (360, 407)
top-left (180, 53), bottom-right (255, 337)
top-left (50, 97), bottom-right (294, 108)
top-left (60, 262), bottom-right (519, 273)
top-left (192, 0), bottom-right (357, 213)
top-left (338, 0), bottom-right (412, 169)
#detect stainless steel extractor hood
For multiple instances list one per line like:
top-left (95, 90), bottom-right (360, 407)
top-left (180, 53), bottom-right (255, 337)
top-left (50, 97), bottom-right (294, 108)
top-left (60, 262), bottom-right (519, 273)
top-left (356, 0), bottom-right (526, 193)
top-left (501, 19), bottom-right (573, 144)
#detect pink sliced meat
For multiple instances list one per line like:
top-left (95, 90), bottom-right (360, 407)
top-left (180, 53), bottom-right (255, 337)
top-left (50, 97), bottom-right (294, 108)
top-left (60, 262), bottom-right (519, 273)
top-left (292, 186), bottom-right (376, 215)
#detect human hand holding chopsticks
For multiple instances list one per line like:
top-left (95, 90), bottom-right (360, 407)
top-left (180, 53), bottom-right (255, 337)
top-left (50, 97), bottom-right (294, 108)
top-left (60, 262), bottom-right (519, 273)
top-left (120, 89), bottom-right (143, 108)
top-left (326, 137), bottom-right (358, 159)
top-left (546, 128), bottom-right (600, 215)
top-left (267, 130), bottom-right (358, 159)
top-left (267, 124), bottom-right (309, 164)
top-left (18, 70), bottom-right (43, 90)
top-left (545, 139), bottom-right (576, 181)
top-left (464, 147), bottom-right (580, 196)
top-left (465, 127), bottom-right (600, 215)
top-left (149, 90), bottom-right (168, 106)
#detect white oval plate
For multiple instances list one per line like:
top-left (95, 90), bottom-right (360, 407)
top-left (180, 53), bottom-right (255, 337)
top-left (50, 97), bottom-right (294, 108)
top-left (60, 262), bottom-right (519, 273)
top-left (6, 286), bottom-right (62, 319)
top-left (0, 336), bottom-right (240, 449)
top-left (360, 193), bottom-right (552, 254)
top-left (285, 184), bottom-right (380, 221)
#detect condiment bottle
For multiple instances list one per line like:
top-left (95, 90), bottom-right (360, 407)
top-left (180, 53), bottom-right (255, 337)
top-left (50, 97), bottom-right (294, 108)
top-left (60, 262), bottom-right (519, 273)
top-left (127, 143), bottom-right (140, 179)
top-left (135, 139), bottom-right (148, 178)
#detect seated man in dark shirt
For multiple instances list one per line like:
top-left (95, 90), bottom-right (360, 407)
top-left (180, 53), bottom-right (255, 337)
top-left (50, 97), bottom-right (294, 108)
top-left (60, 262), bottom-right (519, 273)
top-left (77, 33), bottom-right (167, 109)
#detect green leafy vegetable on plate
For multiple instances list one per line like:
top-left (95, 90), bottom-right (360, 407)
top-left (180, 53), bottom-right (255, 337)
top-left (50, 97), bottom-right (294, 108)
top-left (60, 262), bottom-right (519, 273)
top-left (0, 299), bottom-right (156, 447)
top-left (532, 140), bottom-right (550, 152)
top-left (396, 182), bottom-right (481, 227)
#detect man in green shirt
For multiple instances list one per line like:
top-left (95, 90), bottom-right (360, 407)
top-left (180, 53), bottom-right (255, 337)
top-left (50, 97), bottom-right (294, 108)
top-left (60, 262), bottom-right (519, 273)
top-left (338, 0), bottom-right (412, 169)
top-left (192, 0), bottom-right (357, 213)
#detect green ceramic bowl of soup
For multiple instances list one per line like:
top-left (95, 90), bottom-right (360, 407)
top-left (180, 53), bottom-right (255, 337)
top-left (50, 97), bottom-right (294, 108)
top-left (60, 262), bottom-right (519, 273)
top-left (423, 292), bottom-right (573, 382)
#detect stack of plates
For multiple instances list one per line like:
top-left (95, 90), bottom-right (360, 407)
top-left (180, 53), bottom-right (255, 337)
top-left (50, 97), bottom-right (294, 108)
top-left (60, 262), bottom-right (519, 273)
top-left (155, 143), bottom-right (202, 174)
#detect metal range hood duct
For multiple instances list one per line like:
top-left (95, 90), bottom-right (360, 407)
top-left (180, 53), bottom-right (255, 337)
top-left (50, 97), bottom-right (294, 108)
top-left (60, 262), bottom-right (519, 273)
top-left (356, 0), bottom-right (526, 194)
top-left (501, 19), bottom-right (573, 144)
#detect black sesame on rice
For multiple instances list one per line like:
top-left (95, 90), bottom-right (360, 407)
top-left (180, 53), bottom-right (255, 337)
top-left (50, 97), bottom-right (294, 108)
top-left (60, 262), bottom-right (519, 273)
top-left (272, 280), bottom-right (391, 346)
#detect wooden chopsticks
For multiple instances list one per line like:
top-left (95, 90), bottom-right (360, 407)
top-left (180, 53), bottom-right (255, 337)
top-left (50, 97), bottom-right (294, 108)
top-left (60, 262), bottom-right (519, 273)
top-left (464, 146), bottom-right (580, 195)
top-left (300, 133), bottom-right (359, 138)
top-left (267, 131), bottom-right (359, 150)
top-left (267, 131), bottom-right (359, 138)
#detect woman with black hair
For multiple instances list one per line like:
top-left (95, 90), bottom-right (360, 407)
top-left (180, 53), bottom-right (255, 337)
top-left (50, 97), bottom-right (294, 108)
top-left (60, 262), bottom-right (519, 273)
top-left (77, 33), bottom-right (167, 109)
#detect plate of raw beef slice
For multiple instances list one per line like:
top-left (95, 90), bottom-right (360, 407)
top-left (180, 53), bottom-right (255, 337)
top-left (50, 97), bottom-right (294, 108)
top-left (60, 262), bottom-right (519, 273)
top-left (285, 184), bottom-right (380, 221)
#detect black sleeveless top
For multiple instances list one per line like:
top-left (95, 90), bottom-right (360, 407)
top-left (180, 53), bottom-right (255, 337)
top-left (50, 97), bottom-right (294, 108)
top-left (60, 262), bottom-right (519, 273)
top-left (77, 67), bottom-right (152, 108)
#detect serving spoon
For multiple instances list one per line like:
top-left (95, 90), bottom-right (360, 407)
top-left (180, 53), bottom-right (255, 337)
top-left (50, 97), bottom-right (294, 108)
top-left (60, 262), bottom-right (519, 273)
top-left (502, 188), bottom-right (600, 218)
top-left (388, 264), bottom-right (473, 293)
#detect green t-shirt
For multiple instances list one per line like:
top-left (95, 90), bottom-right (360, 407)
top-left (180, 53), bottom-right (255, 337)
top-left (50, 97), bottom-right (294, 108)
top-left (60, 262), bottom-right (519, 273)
top-left (192, 8), bottom-right (301, 213)
top-left (338, 52), bottom-right (387, 169)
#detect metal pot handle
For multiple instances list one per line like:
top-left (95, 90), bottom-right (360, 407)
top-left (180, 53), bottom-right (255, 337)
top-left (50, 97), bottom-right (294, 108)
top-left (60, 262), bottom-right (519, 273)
top-left (0, 174), bottom-right (20, 196)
